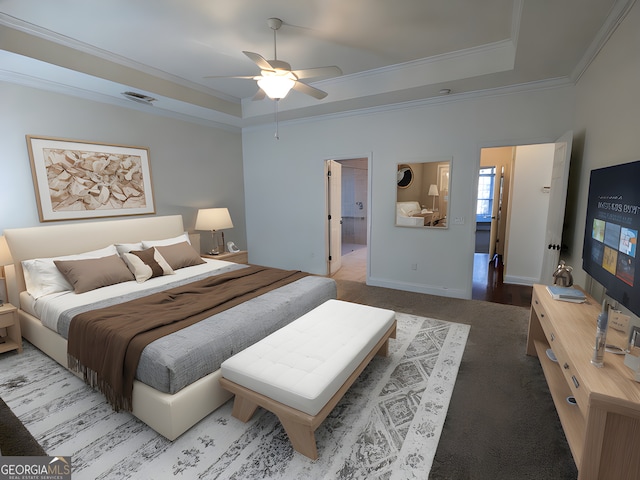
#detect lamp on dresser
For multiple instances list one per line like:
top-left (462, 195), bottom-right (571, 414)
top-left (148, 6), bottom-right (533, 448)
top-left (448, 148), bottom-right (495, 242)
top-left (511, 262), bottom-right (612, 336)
top-left (428, 184), bottom-right (439, 211)
top-left (195, 208), bottom-right (234, 255)
top-left (0, 236), bottom-right (13, 306)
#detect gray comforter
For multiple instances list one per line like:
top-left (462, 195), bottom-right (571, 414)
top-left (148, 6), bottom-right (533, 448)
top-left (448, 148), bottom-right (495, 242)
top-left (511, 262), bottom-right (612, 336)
top-left (55, 265), bottom-right (337, 394)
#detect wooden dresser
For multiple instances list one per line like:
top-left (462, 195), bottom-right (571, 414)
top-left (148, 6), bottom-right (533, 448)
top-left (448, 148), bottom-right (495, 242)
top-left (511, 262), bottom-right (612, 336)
top-left (527, 284), bottom-right (640, 479)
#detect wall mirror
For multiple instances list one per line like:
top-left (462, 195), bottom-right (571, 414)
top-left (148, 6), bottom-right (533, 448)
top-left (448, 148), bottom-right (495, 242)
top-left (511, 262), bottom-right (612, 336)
top-left (396, 158), bottom-right (451, 228)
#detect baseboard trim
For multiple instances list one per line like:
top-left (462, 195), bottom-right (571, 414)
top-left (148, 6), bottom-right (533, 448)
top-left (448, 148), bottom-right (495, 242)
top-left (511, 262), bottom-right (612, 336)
top-left (503, 275), bottom-right (537, 286)
top-left (367, 277), bottom-right (468, 299)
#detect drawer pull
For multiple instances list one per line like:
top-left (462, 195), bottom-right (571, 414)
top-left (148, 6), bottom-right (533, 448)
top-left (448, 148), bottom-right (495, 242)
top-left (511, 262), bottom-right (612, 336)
top-left (572, 376), bottom-right (580, 389)
top-left (564, 363), bottom-right (569, 369)
top-left (535, 300), bottom-right (539, 305)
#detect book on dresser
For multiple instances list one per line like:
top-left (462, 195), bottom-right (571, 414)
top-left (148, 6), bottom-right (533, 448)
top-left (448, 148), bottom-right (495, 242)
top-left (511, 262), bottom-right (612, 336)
top-left (546, 285), bottom-right (587, 303)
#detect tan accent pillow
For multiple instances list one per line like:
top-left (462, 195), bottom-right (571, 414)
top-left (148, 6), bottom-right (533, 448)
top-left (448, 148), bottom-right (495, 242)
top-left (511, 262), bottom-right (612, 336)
top-left (154, 242), bottom-right (205, 270)
top-left (122, 247), bottom-right (175, 283)
top-left (54, 254), bottom-right (135, 294)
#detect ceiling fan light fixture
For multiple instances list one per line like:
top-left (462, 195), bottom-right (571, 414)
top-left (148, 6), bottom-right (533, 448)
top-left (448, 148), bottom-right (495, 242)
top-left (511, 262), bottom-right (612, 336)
top-left (257, 75), bottom-right (295, 99)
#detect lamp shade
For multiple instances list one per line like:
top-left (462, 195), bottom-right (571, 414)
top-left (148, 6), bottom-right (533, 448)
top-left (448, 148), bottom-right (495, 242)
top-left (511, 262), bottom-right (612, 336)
top-left (257, 74), bottom-right (295, 100)
top-left (428, 184), bottom-right (439, 196)
top-left (0, 236), bottom-right (12, 266)
top-left (195, 208), bottom-right (234, 231)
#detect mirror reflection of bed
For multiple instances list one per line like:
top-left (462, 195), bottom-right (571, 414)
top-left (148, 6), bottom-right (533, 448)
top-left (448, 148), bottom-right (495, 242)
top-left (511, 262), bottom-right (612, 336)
top-left (396, 160), bottom-right (450, 228)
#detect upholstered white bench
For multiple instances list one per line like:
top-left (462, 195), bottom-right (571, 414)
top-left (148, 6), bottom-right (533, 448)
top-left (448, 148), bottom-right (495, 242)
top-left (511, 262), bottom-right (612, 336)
top-left (219, 299), bottom-right (396, 460)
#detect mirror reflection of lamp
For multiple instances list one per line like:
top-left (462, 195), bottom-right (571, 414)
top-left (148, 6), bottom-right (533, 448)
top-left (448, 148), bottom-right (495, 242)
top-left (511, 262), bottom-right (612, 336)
top-left (195, 208), bottom-right (234, 255)
top-left (428, 184), bottom-right (439, 211)
top-left (0, 236), bottom-right (13, 306)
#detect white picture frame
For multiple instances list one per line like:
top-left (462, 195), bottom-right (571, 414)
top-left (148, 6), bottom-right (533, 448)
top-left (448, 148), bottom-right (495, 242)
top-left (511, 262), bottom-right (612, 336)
top-left (27, 135), bottom-right (155, 222)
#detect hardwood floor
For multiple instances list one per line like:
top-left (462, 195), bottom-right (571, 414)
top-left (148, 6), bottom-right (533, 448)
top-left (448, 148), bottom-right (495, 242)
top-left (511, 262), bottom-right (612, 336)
top-left (472, 253), bottom-right (532, 307)
top-left (331, 248), bottom-right (532, 308)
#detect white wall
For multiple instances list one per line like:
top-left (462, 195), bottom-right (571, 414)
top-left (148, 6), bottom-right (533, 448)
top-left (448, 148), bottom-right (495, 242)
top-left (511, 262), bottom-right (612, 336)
top-left (243, 86), bottom-right (575, 299)
top-left (0, 83), bottom-right (246, 252)
top-left (564, 2), bottom-right (640, 294)
top-left (504, 143), bottom-right (554, 285)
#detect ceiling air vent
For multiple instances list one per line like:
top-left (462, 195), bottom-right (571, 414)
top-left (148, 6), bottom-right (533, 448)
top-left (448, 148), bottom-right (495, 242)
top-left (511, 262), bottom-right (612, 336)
top-left (121, 91), bottom-right (157, 105)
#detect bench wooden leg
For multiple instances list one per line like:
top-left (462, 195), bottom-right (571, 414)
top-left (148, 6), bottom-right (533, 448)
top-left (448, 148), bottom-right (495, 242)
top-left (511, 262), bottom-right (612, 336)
top-left (231, 394), bottom-right (259, 422)
top-left (278, 415), bottom-right (318, 460)
top-left (376, 323), bottom-right (396, 357)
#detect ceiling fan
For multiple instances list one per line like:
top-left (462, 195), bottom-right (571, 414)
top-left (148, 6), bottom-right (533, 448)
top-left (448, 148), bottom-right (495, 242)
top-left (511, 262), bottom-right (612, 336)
top-left (207, 18), bottom-right (342, 101)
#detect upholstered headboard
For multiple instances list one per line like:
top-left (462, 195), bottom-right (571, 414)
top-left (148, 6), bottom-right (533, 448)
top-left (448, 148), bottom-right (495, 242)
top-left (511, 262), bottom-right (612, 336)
top-left (4, 215), bottom-right (185, 306)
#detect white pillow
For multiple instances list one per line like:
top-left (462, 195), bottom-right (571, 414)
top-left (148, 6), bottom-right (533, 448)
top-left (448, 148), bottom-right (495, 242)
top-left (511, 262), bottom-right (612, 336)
top-left (115, 242), bottom-right (144, 256)
top-left (22, 245), bottom-right (118, 299)
top-left (141, 232), bottom-right (191, 249)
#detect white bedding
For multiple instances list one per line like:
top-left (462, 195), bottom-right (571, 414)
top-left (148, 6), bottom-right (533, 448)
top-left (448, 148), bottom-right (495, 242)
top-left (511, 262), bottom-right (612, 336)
top-left (22, 258), bottom-right (237, 333)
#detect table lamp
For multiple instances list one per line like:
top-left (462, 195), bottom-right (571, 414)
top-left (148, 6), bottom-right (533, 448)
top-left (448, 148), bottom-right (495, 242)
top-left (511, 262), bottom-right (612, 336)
top-left (428, 184), bottom-right (439, 211)
top-left (195, 208), bottom-right (234, 255)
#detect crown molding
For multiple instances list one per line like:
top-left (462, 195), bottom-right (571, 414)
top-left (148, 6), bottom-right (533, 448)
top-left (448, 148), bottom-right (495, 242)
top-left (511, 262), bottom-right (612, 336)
top-left (0, 68), bottom-right (242, 133)
top-left (242, 76), bottom-right (575, 134)
top-left (570, 0), bottom-right (636, 83)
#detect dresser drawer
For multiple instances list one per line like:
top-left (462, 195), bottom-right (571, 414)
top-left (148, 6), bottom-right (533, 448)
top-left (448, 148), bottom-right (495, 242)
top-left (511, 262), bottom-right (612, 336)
top-left (552, 341), bottom-right (589, 417)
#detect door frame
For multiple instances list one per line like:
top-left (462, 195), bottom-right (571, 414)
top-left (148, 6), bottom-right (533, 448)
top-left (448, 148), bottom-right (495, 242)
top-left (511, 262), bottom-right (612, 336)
top-left (324, 153), bottom-right (372, 279)
top-left (471, 134), bottom-right (572, 293)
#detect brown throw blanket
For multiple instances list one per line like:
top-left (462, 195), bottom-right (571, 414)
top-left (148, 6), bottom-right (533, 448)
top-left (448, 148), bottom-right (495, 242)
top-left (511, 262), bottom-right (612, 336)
top-left (67, 265), bottom-right (308, 411)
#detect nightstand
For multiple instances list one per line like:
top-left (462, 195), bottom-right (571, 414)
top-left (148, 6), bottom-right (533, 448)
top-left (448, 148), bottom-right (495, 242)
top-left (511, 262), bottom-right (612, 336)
top-left (0, 303), bottom-right (22, 354)
top-left (202, 250), bottom-right (248, 264)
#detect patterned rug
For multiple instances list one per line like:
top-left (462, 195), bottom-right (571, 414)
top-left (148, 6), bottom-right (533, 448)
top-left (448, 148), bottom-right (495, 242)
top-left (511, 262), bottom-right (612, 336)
top-left (0, 313), bottom-right (469, 480)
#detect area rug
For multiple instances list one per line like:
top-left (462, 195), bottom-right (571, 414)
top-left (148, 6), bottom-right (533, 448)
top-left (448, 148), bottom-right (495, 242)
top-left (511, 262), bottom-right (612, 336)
top-left (0, 313), bottom-right (469, 480)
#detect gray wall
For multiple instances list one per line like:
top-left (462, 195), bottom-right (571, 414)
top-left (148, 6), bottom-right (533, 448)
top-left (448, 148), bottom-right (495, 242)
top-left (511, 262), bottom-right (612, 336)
top-left (0, 83), bottom-right (246, 252)
top-left (565, 2), bottom-right (640, 293)
top-left (243, 85), bottom-right (576, 299)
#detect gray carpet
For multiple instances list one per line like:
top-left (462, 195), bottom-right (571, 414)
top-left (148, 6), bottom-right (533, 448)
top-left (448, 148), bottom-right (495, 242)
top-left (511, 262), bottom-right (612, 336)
top-left (336, 280), bottom-right (578, 479)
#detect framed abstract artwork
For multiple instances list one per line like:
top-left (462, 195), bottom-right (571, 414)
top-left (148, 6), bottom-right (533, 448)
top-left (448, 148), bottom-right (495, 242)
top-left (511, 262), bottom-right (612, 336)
top-left (26, 135), bottom-right (155, 222)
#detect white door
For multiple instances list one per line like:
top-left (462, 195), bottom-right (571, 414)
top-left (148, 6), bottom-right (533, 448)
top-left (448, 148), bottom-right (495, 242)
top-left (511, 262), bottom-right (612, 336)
top-left (326, 160), bottom-right (342, 275)
top-left (488, 166), bottom-right (503, 259)
top-left (540, 131), bottom-right (573, 284)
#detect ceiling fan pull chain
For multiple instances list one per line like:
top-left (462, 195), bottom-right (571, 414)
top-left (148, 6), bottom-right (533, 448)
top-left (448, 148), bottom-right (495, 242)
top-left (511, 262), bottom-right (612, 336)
top-left (274, 99), bottom-right (280, 140)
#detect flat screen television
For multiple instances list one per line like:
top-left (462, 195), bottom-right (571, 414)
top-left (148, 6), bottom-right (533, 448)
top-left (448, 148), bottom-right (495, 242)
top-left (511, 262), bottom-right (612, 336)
top-left (582, 160), bottom-right (640, 317)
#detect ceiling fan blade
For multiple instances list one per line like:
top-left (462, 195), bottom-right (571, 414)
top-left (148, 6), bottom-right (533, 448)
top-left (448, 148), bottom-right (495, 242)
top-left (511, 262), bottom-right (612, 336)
top-left (292, 66), bottom-right (342, 80)
top-left (243, 51), bottom-right (276, 71)
top-left (252, 88), bottom-right (266, 101)
top-left (292, 81), bottom-right (328, 100)
top-left (203, 75), bottom-right (256, 79)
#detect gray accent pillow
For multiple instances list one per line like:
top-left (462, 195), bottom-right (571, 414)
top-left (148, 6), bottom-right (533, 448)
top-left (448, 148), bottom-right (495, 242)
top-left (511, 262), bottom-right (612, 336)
top-left (54, 254), bottom-right (135, 294)
top-left (154, 242), bottom-right (205, 270)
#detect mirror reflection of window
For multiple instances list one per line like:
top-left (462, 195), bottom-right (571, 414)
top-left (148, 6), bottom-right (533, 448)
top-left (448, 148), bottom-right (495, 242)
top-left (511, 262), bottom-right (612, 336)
top-left (396, 159), bottom-right (451, 228)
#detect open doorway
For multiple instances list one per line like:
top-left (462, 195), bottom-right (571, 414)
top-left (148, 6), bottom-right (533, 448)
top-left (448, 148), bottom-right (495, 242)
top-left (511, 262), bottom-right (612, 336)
top-left (475, 147), bottom-right (513, 263)
top-left (472, 134), bottom-right (572, 305)
top-left (473, 147), bottom-right (514, 302)
top-left (325, 157), bottom-right (369, 282)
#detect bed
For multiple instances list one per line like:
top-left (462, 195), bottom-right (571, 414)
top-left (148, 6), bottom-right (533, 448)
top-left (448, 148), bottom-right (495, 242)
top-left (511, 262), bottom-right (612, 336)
top-left (3, 215), bottom-right (337, 440)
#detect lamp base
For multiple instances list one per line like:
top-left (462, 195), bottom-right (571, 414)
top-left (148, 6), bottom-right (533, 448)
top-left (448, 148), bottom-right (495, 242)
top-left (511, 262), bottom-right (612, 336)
top-left (206, 230), bottom-right (226, 255)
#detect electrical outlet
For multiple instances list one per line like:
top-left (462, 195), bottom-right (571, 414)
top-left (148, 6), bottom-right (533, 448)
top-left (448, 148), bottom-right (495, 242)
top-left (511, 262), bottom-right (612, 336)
top-left (453, 217), bottom-right (465, 225)
top-left (411, 263), bottom-right (418, 271)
